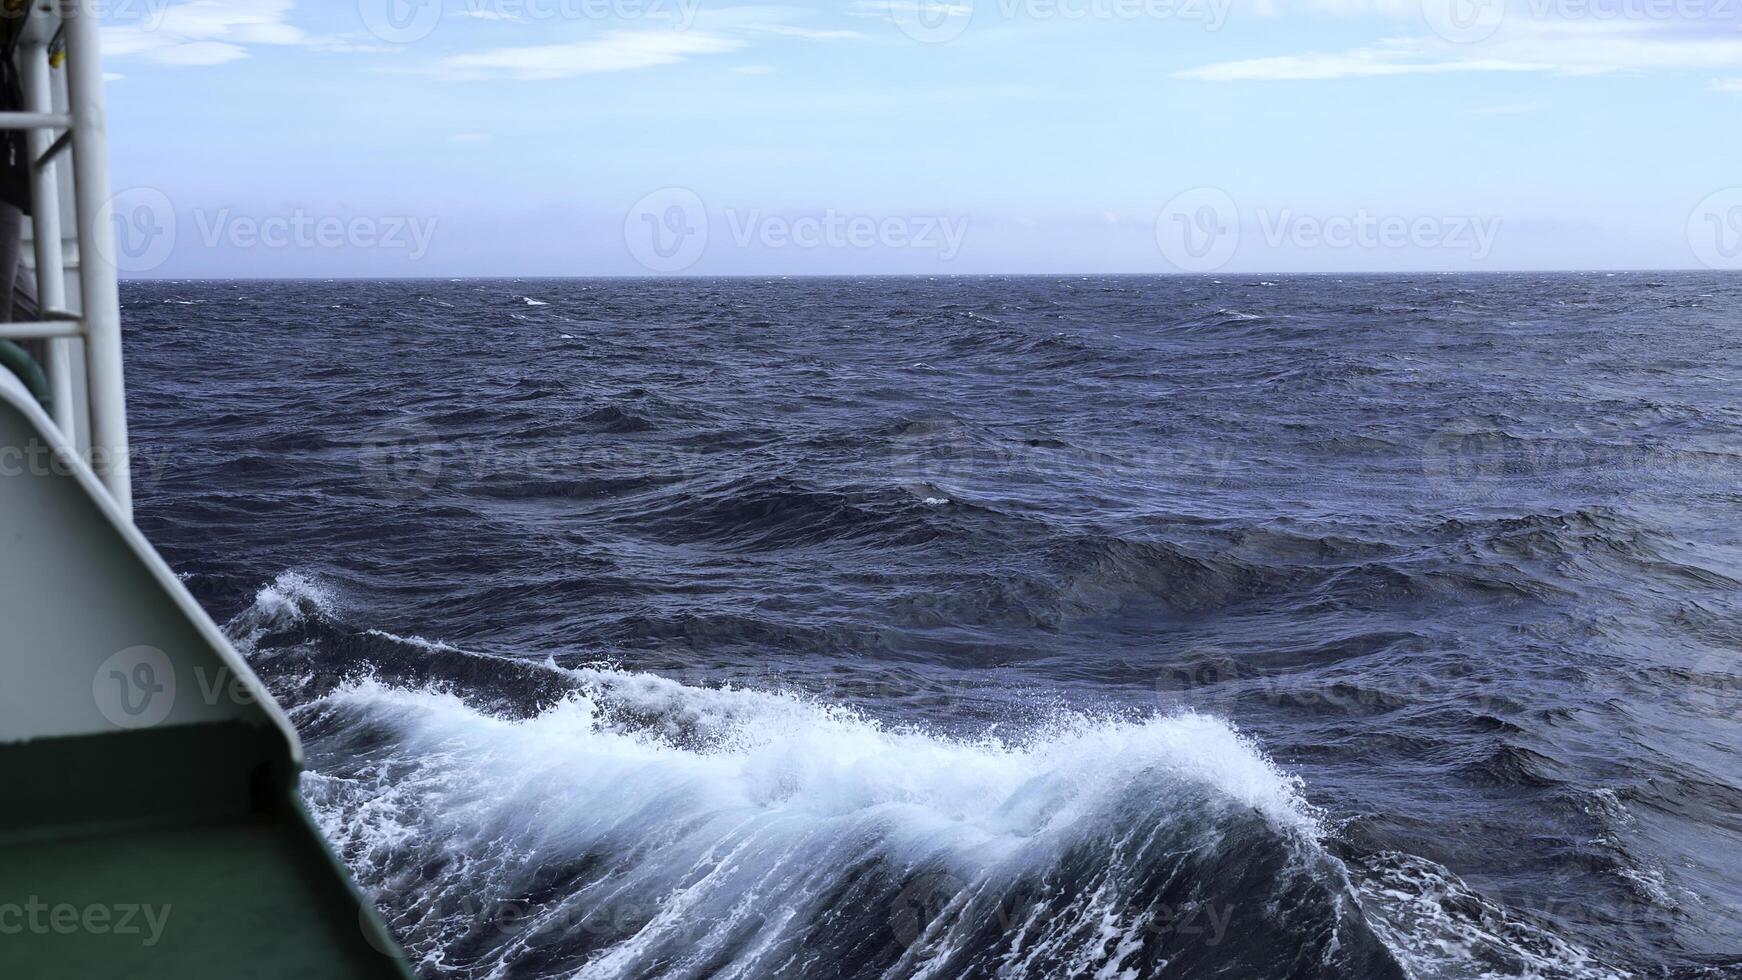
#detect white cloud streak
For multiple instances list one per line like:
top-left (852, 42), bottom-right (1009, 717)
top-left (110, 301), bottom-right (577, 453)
top-left (437, 31), bottom-right (747, 80)
top-left (1176, 20), bottom-right (1742, 81)
top-left (103, 0), bottom-right (305, 66)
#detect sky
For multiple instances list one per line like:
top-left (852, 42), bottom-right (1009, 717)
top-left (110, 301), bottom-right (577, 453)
top-left (91, 0), bottom-right (1742, 276)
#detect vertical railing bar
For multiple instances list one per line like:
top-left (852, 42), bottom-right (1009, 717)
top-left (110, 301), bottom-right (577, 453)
top-left (20, 40), bottom-right (74, 440)
top-left (62, 0), bottom-right (131, 518)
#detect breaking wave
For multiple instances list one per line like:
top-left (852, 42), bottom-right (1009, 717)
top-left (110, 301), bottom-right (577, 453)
top-left (297, 671), bottom-right (1402, 980)
top-left (240, 579), bottom-right (1404, 979)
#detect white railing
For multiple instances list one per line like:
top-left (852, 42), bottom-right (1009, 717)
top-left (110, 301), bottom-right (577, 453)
top-left (1, 1), bottom-right (130, 519)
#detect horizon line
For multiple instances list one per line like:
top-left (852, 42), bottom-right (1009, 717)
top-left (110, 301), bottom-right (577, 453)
top-left (119, 267), bottom-right (1736, 283)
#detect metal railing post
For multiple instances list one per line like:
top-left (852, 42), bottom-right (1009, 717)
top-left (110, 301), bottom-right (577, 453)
top-left (62, 0), bottom-right (131, 518)
top-left (20, 41), bottom-right (74, 439)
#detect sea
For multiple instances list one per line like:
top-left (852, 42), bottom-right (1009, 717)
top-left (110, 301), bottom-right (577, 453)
top-left (124, 273), bottom-right (1742, 979)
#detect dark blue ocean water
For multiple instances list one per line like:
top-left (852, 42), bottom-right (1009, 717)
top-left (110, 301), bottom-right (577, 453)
top-left (125, 274), bottom-right (1742, 978)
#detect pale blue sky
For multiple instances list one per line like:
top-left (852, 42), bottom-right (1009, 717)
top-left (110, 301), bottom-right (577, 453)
top-left (97, 0), bottom-right (1742, 276)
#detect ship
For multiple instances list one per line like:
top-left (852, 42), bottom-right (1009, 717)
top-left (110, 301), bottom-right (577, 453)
top-left (0, 3), bottom-right (413, 976)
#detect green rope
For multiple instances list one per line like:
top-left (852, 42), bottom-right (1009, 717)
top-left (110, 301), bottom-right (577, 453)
top-left (0, 339), bottom-right (53, 417)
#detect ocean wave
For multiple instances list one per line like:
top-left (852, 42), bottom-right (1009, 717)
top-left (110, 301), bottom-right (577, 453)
top-left (227, 569), bottom-right (340, 649)
top-left (1348, 851), bottom-right (1629, 980)
top-left (131, 274), bottom-right (1742, 978)
top-left (620, 477), bottom-right (946, 551)
top-left (298, 668), bottom-right (1404, 979)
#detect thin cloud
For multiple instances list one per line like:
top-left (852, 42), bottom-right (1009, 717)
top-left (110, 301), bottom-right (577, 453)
top-left (1175, 45), bottom-right (1543, 81)
top-left (103, 0), bottom-right (305, 66)
top-left (437, 31), bottom-right (746, 80)
top-left (1464, 101), bottom-right (1544, 115)
top-left (420, 7), bottom-right (864, 82)
top-left (848, 0), bottom-right (974, 15)
top-left (756, 25), bottom-right (868, 39)
top-left (1175, 21), bottom-right (1742, 82)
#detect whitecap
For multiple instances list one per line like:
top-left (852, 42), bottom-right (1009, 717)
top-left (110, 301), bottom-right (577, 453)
top-left (299, 667), bottom-right (1341, 978)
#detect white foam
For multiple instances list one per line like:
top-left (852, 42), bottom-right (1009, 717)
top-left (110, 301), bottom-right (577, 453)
top-left (302, 669), bottom-right (1322, 977)
top-left (524, 297), bottom-right (550, 306)
top-left (253, 570), bottom-right (336, 620)
top-left (362, 628), bottom-right (462, 654)
top-left (1350, 851), bottom-right (1627, 980)
top-left (226, 570), bottom-right (338, 651)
